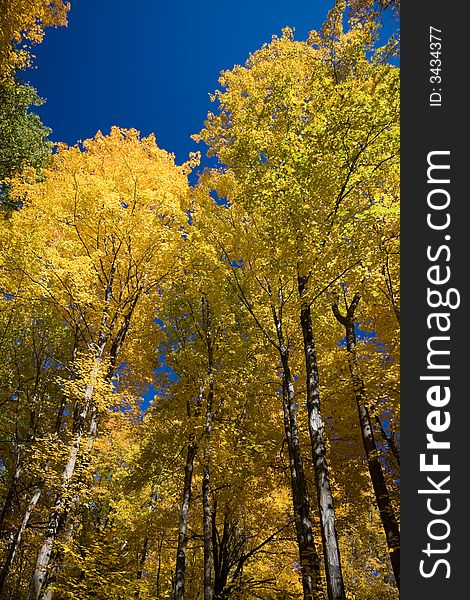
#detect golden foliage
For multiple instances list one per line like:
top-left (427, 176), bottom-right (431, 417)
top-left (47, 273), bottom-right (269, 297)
top-left (0, 0), bottom-right (70, 81)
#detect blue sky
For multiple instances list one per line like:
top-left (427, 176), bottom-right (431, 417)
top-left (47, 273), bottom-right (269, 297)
top-left (23, 0), bottom-right (333, 166)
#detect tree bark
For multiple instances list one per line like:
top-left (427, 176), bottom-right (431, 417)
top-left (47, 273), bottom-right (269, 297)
top-left (134, 534), bottom-right (149, 598)
top-left (27, 347), bottom-right (105, 600)
top-left (23, 260), bottom-right (141, 599)
top-left (211, 503), bottom-right (222, 599)
top-left (211, 509), bottom-right (232, 599)
top-left (0, 484), bottom-right (42, 594)
top-left (202, 389), bottom-right (213, 600)
top-left (201, 296), bottom-right (214, 600)
top-left (375, 415), bottom-right (400, 468)
top-left (281, 376), bottom-right (323, 600)
top-left (0, 451), bottom-right (22, 533)
top-left (332, 294), bottom-right (400, 590)
top-left (156, 533), bottom-right (164, 600)
top-left (173, 439), bottom-right (197, 600)
top-left (0, 392), bottom-right (68, 594)
top-left (202, 458), bottom-right (213, 600)
top-left (298, 275), bottom-right (346, 600)
top-left (271, 294), bottom-right (323, 600)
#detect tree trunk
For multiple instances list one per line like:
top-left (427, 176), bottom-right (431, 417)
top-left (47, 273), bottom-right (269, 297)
top-left (27, 277), bottom-right (138, 599)
top-left (212, 510), bottom-right (231, 599)
top-left (0, 393), bottom-right (68, 594)
top-left (211, 503), bottom-right (221, 599)
top-left (27, 433), bottom-right (84, 600)
top-left (134, 535), bottom-right (149, 598)
top-left (298, 275), bottom-right (346, 600)
top-left (0, 484), bottom-right (42, 594)
top-left (156, 533), bottom-right (164, 600)
top-left (202, 386), bottom-right (213, 600)
top-left (271, 295), bottom-right (323, 600)
top-left (174, 438), bottom-right (197, 600)
top-left (332, 294), bottom-right (400, 590)
top-left (27, 350), bottom-right (104, 600)
top-left (201, 296), bottom-right (214, 600)
top-left (0, 451), bottom-right (22, 532)
top-left (281, 368), bottom-right (323, 600)
top-left (202, 458), bottom-right (212, 600)
top-left (375, 415), bottom-right (400, 468)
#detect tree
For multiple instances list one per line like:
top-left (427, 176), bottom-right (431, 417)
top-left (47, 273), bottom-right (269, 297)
top-left (0, 296), bottom-right (75, 596)
top-left (190, 187), bottom-right (324, 600)
top-left (1, 126), bottom-right (196, 599)
top-left (0, 81), bottom-right (51, 210)
top-left (0, 0), bottom-right (70, 82)
top-left (194, 4), bottom-right (399, 598)
top-left (0, 3), bottom-right (401, 597)
top-left (332, 294), bottom-right (400, 588)
top-left (140, 213), bottom-right (311, 600)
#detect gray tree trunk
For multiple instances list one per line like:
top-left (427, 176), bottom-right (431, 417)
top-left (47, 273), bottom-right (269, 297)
top-left (27, 349), bottom-right (104, 600)
top-left (0, 485), bottom-right (42, 593)
top-left (332, 294), bottom-right (400, 590)
top-left (0, 393), bottom-right (68, 595)
top-left (202, 458), bottom-right (212, 600)
top-left (298, 275), bottom-right (346, 600)
top-left (272, 293), bottom-right (323, 600)
top-left (281, 376), bottom-right (323, 600)
top-left (201, 296), bottom-right (214, 600)
top-left (173, 439), bottom-right (197, 600)
top-left (0, 452), bottom-right (22, 530)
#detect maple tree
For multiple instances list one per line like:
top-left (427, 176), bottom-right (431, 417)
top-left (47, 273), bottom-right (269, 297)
top-left (0, 2), bottom-right (400, 599)
top-left (0, 81), bottom-right (52, 211)
top-left (0, 127), bottom-right (196, 598)
top-left (331, 294), bottom-right (399, 588)
top-left (0, 0), bottom-right (70, 82)
top-left (194, 2), bottom-right (399, 598)
top-left (0, 0), bottom-right (68, 210)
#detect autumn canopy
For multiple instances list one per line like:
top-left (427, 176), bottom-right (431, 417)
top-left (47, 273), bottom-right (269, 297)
top-left (0, 2), bottom-right (400, 600)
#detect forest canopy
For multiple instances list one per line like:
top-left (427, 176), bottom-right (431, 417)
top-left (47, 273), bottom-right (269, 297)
top-left (0, 2), bottom-right (400, 600)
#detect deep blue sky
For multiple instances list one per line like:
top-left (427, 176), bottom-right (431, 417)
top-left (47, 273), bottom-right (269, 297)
top-left (23, 0), bottom-right (334, 166)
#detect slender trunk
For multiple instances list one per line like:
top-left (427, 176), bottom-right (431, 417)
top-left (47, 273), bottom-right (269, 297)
top-left (0, 485), bottom-right (42, 593)
top-left (27, 351), bottom-right (104, 600)
top-left (1, 388), bottom-right (44, 533)
top-left (212, 512), bottom-right (230, 599)
top-left (202, 458), bottom-right (212, 600)
top-left (202, 387), bottom-right (213, 600)
top-left (375, 415), bottom-right (400, 468)
top-left (27, 279), bottom-right (136, 600)
top-left (86, 405), bottom-right (100, 450)
top-left (27, 433), bottom-right (84, 600)
top-left (271, 295), bottom-right (322, 600)
top-left (201, 296), bottom-right (214, 600)
top-left (42, 405), bottom-right (101, 600)
top-left (332, 295), bottom-right (400, 590)
top-left (0, 456), bottom-right (23, 593)
top-left (281, 367), bottom-right (323, 600)
top-left (298, 276), bottom-right (346, 600)
top-left (1, 392), bottom-right (44, 534)
top-left (211, 502), bottom-right (221, 599)
top-left (134, 535), bottom-right (149, 598)
top-left (0, 452), bottom-right (22, 532)
top-left (156, 533), bottom-right (164, 599)
top-left (174, 439), bottom-right (197, 600)
top-left (0, 393), bottom-right (68, 594)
